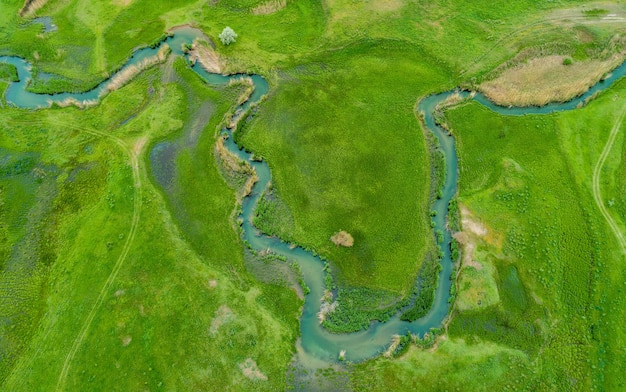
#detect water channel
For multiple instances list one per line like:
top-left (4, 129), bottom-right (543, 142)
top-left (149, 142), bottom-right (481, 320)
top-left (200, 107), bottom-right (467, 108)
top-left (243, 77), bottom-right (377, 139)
top-left (1, 26), bottom-right (621, 364)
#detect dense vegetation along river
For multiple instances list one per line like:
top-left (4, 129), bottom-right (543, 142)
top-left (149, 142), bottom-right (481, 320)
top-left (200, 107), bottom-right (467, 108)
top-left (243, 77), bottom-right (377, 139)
top-left (3, 26), bottom-right (623, 364)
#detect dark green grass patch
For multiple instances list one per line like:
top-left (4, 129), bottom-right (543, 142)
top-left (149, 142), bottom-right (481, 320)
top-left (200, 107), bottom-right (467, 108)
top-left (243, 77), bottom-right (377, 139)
top-left (253, 184), bottom-right (295, 242)
top-left (0, 60), bottom-right (301, 391)
top-left (239, 40), bottom-right (449, 294)
top-left (0, 63), bottom-right (18, 82)
top-left (322, 286), bottom-right (403, 333)
top-left (443, 99), bottom-right (607, 388)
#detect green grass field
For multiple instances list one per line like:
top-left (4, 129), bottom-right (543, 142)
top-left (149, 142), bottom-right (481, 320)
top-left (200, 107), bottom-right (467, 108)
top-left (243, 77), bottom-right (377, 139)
top-left (2, 0), bottom-right (626, 390)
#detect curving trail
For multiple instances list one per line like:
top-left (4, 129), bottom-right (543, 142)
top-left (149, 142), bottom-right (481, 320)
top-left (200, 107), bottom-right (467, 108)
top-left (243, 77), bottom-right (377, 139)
top-left (47, 123), bottom-right (143, 392)
top-left (460, 14), bottom-right (626, 76)
top-left (6, 118), bottom-right (143, 390)
top-left (592, 108), bottom-right (626, 254)
top-left (6, 22), bottom-right (626, 371)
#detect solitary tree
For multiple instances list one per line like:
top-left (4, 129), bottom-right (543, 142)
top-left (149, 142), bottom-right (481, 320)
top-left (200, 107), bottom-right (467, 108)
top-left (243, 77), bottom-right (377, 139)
top-left (219, 27), bottom-right (238, 46)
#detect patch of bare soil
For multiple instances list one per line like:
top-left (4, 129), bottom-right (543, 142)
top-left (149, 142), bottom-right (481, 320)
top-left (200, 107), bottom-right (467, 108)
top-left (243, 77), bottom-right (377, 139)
top-left (454, 206), bottom-right (488, 268)
top-left (111, 0), bottom-right (133, 6)
top-left (239, 358), bottom-right (268, 381)
top-left (209, 305), bottom-right (234, 336)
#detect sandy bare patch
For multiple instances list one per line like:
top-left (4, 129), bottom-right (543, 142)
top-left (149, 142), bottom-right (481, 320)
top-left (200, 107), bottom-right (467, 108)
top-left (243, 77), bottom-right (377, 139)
top-left (208, 279), bottom-right (218, 288)
top-left (453, 232), bottom-right (482, 271)
top-left (480, 54), bottom-right (624, 106)
top-left (239, 358), bottom-right (267, 381)
top-left (368, 0), bottom-right (403, 12)
top-left (329, 0), bottom-right (402, 13)
top-left (209, 305), bottom-right (234, 336)
top-left (121, 336), bottom-right (132, 346)
top-left (252, 0), bottom-right (286, 15)
top-left (454, 205), bottom-right (500, 311)
top-left (132, 136), bottom-right (147, 156)
top-left (460, 206), bottom-right (487, 237)
top-left (330, 230), bottom-right (354, 247)
top-left (111, 0), bottom-right (133, 6)
top-left (455, 206), bottom-right (488, 270)
top-left (19, 0), bottom-right (48, 17)
top-left (189, 43), bottom-right (223, 74)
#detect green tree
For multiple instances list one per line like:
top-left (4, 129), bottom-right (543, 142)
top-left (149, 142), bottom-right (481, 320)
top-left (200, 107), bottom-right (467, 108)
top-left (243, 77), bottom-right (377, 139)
top-left (219, 26), bottom-right (237, 45)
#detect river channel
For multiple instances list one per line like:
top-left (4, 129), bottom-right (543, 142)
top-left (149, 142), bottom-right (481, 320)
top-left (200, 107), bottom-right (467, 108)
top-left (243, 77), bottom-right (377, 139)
top-left (2, 26), bottom-right (621, 364)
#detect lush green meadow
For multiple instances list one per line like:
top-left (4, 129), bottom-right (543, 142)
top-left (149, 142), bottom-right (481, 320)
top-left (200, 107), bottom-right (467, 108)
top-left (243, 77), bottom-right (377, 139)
top-left (1, 0), bottom-right (626, 390)
top-left (0, 62), bottom-right (301, 390)
top-left (350, 73), bottom-right (626, 392)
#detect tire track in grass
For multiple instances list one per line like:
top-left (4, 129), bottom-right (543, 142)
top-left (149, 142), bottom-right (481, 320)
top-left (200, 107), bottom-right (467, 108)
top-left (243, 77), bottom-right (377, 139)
top-left (592, 108), bottom-right (626, 254)
top-left (31, 121), bottom-right (145, 392)
top-left (460, 14), bottom-right (626, 77)
top-left (3, 118), bottom-right (142, 390)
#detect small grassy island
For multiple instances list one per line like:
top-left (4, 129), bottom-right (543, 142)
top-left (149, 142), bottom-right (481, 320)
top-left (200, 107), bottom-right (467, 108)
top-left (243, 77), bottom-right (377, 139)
top-left (1, 1), bottom-right (626, 391)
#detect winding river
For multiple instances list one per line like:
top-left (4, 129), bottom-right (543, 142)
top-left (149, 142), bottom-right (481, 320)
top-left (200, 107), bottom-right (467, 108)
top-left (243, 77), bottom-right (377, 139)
top-left (2, 26), bottom-right (623, 364)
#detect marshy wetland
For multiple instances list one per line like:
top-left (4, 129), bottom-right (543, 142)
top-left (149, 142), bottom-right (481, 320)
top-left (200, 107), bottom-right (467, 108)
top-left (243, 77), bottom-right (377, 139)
top-left (2, 1), bottom-right (626, 391)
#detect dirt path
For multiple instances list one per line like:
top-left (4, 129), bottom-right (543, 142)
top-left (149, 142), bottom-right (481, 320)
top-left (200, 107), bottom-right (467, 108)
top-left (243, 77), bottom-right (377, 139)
top-left (592, 108), bottom-right (626, 254)
top-left (46, 122), bottom-right (143, 391)
top-left (461, 11), bottom-right (626, 76)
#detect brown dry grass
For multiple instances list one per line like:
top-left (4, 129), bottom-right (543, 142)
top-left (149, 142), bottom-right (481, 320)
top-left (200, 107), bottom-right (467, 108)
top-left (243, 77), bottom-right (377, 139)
top-left (19, 0), bottom-right (48, 17)
top-left (51, 45), bottom-right (169, 109)
top-left (317, 290), bottom-right (337, 323)
top-left (251, 0), bottom-right (287, 15)
top-left (435, 91), bottom-right (465, 111)
top-left (51, 97), bottom-right (99, 109)
top-left (229, 77), bottom-right (254, 105)
top-left (479, 54), bottom-right (624, 106)
top-left (100, 45), bottom-right (170, 97)
top-left (330, 230), bottom-right (354, 247)
top-left (214, 136), bottom-right (257, 200)
top-left (189, 43), bottom-right (223, 74)
top-left (241, 171), bottom-right (258, 198)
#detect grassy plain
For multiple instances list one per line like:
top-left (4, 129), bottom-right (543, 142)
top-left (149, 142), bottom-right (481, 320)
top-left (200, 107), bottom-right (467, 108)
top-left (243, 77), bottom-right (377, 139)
top-left (351, 76), bottom-right (626, 392)
top-left (2, 0), bottom-right (626, 390)
top-left (0, 61), bottom-right (301, 390)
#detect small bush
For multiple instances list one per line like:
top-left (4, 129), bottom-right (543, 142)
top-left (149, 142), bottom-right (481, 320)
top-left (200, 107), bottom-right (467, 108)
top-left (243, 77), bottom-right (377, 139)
top-left (219, 27), bottom-right (238, 46)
